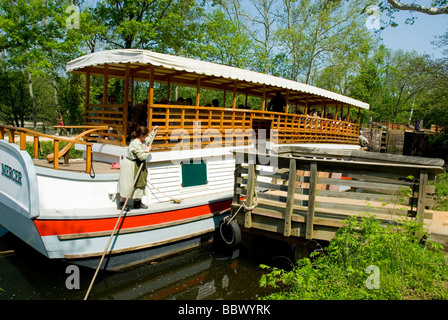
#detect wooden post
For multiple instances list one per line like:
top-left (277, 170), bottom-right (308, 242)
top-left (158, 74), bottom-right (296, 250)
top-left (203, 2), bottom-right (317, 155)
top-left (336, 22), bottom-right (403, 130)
top-left (261, 85), bottom-right (266, 111)
top-left (223, 89), bottom-right (226, 108)
top-left (131, 74), bottom-right (135, 107)
top-left (417, 169), bottom-right (428, 223)
top-left (102, 65), bottom-right (109, 105)
top-left (284, 158), bottom-right (297, 237)
top-left (33, 136), bottom-right (39, 159)
top-left (85, 71), bottom-right (90, 124)
top-left (357, 107), bottom-right (361, 124)
top-left (232, 80), bottom-right (237, 109)
top-left (53, 140), bottom-right (59, 171)
top-left (147, 66), bottom-right (155, 128)
top-left (306, 162), bottom-right (317, 239)
top-left (8, 129), bottom-right (14, 143)
top-left (167, 79), bottom-right (171, 102)
top-left (305, 94), bottom-right (309, 115)
top-left (196, 75), bottom-right (201, 107)
top-left (122, 63), bottom-right (130, 146)
top-left (232, 164), bottom-right (242, 205)
top-left (245, 163), bottom-right (257, 228)
top-left (86, 145), bottom-right (92, 174)
top-left (20, 131), bottom-right (26, 150)
top-left (285, 90), bottom-right (290, 114)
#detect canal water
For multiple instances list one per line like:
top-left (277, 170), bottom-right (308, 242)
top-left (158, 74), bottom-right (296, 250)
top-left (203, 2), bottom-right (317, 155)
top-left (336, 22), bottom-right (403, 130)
top-left (0, 231), bottom-right (293, 300)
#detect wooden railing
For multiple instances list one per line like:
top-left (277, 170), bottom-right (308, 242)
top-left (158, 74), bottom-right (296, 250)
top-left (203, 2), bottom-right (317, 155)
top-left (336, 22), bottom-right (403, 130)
top-left (147, 105), bottom-right (360, 151)
top-left (231, 147), bottom-right (444, 241)
top-left (0, 125), bottom-right (107, 174)
top-left (84, 103), bottom-right (125, 144)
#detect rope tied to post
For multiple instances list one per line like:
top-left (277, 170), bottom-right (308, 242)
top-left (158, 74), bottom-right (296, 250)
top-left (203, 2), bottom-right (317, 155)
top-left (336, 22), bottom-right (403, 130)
top-left (225, 193), bottom-right (258, 225)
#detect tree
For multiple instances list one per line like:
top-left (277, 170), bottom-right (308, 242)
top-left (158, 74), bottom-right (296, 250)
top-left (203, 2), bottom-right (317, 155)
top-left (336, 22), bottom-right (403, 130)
top-left (348, 45), bottom-right (389, 121)
top-left (93, 0), bottom-right (203, 52)
top-left (221, 0), bottom-right (278, 74)
top-left (275, 0), bottom-right (375, 85)
top-left (385, 0), bottom-right (448, 15)
top-left (200, 8), bottom-right (254, 68)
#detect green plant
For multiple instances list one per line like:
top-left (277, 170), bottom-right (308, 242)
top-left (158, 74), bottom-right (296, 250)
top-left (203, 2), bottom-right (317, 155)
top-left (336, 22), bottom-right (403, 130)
top-left (431, 172), bottom-right (448, 211)
top-left (25, 141), bottom-right (84, 160)
top-left (259, 214), bottom-right (448, 300)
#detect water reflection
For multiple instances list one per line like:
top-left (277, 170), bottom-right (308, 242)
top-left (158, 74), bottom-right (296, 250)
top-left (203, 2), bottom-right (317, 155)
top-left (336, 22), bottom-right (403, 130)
top-left (0, 232), bottom-right (275, 300)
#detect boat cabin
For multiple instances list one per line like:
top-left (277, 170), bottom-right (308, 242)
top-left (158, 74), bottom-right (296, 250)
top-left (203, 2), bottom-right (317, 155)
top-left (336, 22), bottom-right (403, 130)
top-left (66, 49), bottom-right (369, 150)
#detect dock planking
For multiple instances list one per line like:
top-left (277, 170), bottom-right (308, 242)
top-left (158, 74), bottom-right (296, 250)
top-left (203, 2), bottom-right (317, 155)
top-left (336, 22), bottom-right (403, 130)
top-left (231, 147), bottom-right (444, 243)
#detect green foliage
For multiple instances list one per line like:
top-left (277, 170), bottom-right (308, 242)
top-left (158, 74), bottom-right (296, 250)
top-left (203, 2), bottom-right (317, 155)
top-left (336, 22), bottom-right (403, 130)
top-left (260, 215), bottom-right (448, 300)
top-left (0, 0), bottom-right (447, 128)
top-left (431, 172), bottom-right (448, 211)
top-left (25, 140), bottom-right (83, 160)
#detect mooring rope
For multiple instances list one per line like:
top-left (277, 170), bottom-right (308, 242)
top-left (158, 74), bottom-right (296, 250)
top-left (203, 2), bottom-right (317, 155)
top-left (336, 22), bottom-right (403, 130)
top-left (225, 193), bottom-right (258, 225)
top-left (147, 180), bottom-right (182, 204)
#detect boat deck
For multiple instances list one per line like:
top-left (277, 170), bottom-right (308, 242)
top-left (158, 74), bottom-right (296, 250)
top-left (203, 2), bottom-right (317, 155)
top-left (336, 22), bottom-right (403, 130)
top-left (33, 159), bottom-right (118, 174)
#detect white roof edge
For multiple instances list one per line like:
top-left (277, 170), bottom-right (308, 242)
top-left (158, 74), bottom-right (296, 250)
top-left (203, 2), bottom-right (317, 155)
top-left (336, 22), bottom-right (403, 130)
top-left (66, 49), bottom-right (369, 110)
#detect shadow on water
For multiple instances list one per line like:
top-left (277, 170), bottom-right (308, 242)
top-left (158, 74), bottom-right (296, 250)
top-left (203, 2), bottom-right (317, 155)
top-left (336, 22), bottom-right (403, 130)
top-left (0, 231), bottom-right (321, 300)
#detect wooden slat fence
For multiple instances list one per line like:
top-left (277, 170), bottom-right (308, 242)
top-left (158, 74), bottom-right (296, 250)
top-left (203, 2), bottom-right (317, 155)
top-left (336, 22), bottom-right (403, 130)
top-left (231, 147), bottom-right (444, 241)
top-left (147, 105), bottom-right (360, 151)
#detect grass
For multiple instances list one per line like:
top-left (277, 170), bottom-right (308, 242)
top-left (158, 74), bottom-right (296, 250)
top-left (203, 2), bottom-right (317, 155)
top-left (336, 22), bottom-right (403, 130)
top-left (431, 172), bottom-right (448, 211)
top-left (259, 214), bottom-right (448, 300)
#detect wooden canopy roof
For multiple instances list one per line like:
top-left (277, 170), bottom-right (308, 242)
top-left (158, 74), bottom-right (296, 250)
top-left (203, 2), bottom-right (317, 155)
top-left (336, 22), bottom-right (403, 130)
top-left (67, 49), bottom-right (369, 109)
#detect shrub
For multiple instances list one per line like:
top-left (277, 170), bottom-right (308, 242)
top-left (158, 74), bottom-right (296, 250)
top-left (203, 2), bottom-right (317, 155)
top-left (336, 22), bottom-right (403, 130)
top-left (431, 172), bottom-right (448, 211)
top-left (259, 215), bottom-right (448, 300)
top-left (25, 141), bottom-right (84, 160)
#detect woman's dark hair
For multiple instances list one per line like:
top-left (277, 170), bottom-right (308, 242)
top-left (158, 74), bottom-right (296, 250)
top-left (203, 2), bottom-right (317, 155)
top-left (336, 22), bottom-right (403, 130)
top-left (130, 126), bottom-right (149, 139)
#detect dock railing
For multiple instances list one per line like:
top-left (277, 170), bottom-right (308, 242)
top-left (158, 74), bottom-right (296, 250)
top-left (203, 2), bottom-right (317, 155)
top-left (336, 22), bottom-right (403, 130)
top-left (231, 146), bottom-right (444, 241)
top-left (0, 125), bottom-right (107, 174)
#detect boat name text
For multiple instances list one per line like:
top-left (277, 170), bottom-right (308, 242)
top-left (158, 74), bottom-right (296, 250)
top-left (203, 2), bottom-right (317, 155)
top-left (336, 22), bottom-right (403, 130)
top-left (1, 163), bottom-right (22, 186)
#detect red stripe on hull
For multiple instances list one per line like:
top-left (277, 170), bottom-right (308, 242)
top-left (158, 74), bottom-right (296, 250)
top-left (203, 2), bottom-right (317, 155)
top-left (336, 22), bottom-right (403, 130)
top-left (34, 199), bottom-right (232, 237)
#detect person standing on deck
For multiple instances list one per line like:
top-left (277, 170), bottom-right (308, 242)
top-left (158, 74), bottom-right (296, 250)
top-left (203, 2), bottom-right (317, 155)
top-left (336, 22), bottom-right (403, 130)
top-left (267, 92), bottom-right (286, 113)
top-left (117, 125), bottom-right (158, 210)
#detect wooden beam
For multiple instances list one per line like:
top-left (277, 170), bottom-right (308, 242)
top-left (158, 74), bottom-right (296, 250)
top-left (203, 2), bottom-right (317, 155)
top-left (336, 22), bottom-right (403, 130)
top-left (232, 80), bottom-right (237, 109)
top-left (147, 66), bottom-right (155, 128)
top-left (284, 158), bottom-right (297, 237)
top-left (122, 63), bottom-right (130, 146)
top-left (261, 85), bottom-right (266, 111)
top-left (167, 79), bottom-right (171, 102)
top-left (196, 75), bottom-right (201, 107)
top-left (223, 89), bottom-right (227, 108)
top-left (102, 65), bottom-right (109, 105)
top-left (53, 140), bottom-right (59, 171)
top-left (305, 94), bottom-right (309, 115)
top-left (85, 71), bottom-right (90, 125)
top-left (417, 170), bottom-right (428, 224)
top-left (245, 163), bottom-right (257, 228)
top-left (306, 162), bottom-right (317, 239)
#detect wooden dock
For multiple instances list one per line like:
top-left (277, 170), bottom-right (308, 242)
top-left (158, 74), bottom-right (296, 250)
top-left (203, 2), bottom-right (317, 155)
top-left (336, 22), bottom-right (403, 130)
top-left (230, 146), bottom-right (445, 250)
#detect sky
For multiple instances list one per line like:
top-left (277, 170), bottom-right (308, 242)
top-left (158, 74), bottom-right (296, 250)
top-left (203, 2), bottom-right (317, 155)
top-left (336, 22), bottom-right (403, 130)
top-left (78, 0), bottom-right (447, 59)
top-left (377, 5), bottom-right (447, 59)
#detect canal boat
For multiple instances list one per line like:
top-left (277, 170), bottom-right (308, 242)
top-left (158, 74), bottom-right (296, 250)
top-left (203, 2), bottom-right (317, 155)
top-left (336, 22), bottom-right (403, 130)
top-left (0, 49), bottom-right (369, 271)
